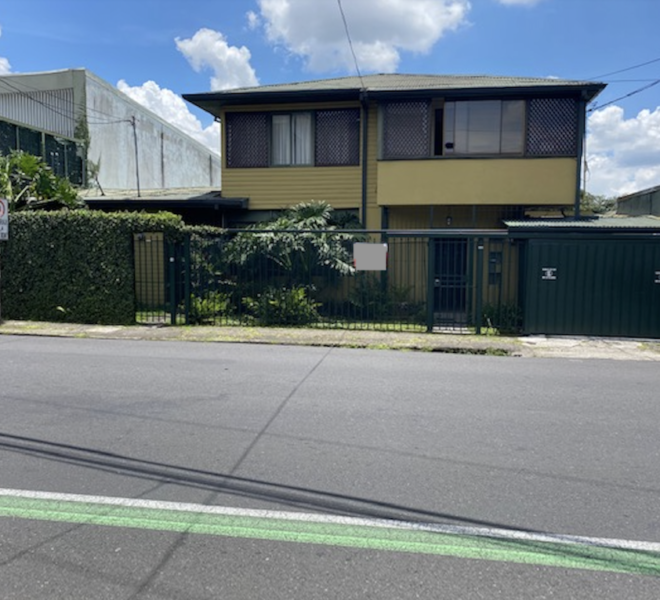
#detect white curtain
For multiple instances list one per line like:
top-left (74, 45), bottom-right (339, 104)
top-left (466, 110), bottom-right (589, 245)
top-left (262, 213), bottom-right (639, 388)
top-left (272, 115), bottom-right (291, 165)
top-left (292, 113), bottom-right (312, 165)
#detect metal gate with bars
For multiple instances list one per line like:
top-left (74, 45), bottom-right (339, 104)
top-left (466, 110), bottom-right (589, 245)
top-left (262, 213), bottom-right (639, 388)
top-left (134, 229), bottom-right (521, 334)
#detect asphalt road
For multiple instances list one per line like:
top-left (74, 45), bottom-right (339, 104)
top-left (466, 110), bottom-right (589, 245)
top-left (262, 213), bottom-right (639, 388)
top-left (0, 335), bottom-right (659, 599)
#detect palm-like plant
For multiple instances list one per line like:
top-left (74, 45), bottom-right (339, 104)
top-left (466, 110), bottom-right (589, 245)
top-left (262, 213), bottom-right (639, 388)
top-left (227, 200), bottom-right (362, 280)
top-left (0, 150), bottom-right (82, 211)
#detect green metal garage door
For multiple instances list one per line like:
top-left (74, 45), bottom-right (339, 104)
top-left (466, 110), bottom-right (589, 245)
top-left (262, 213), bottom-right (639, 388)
top-left (524, 239), bottom-right (660, 338)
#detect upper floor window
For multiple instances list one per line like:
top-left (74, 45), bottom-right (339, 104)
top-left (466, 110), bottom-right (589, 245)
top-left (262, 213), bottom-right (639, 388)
top-left (380, 97), bottom-right (578, 160)
top-left (272, 112), bottom-right (313, 166)
top-left (225, 108), bottom-right (360, 168)
top-left (443, 100), bottom-right (525, 155)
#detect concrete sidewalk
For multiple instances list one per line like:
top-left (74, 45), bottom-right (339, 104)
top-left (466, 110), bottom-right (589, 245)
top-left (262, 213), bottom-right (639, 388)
top-left (1, 320), bottom-right (659, 361)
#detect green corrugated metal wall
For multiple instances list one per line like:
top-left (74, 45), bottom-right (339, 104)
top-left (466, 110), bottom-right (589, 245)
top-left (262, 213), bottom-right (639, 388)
top-left (524, 238), bottom-right (660, 337)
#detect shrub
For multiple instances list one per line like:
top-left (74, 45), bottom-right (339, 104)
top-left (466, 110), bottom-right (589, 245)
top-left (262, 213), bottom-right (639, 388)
top-left (243, 286), bottom-right (320, 326)
top-left (482, 303), bottom-right (523, 334)
top-left (348, 276), bottom-right (424, 322)
top-left (187, 291), bottom-right (233, 325)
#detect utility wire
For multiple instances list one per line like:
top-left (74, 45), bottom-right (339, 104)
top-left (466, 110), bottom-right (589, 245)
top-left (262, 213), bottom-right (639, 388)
top-left (588, 79), bottom-right (660, 112)
top-left (0, 75), bottom-right (132, 121)
top-left (0, 78), bottom-right (133, 125)
top-left (589, 56), bottom-right (660, 80)
top-left (336, 0), bottom-right (365, 89)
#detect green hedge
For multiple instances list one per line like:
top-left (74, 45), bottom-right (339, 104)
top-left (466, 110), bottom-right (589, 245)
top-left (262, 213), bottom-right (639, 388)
top-left (0, 210), bottom-right (186, 325)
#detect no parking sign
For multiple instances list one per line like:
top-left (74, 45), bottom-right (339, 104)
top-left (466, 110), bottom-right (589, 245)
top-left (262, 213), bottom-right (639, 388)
top-left (0, 198), bottom-right (8, 241)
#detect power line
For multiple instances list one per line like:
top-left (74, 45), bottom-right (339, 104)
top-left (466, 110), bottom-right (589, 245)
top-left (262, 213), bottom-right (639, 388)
top-left (0, 78), bottom-right (133, 125)
top-left (588, 79), bottom-right (660, 112)
top-left (2, 76), bottom-right (132, 121)
top-left (589, 56), bottom-right (660, 80)
top-left (336, 0), bottom-right (365, 89)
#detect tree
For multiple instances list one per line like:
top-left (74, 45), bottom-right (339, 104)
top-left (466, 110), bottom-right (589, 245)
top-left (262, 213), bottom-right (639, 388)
top-left (0, 150), bottom-right (84, 211)
top-left (580, 190), bottom-right (616, 215)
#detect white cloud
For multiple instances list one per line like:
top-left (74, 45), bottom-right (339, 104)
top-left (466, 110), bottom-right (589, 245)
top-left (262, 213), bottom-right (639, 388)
top-left (175, 28), bottom-right (258, 91)
top-left (586, 105), bottom-right (660, 196)
top-left (246, 11), bottom-right (260, 30)
top-left (254, 0), bottom-right (470, 73)
top-left (496, 0), bottom-right (543, 6)
top-left (0, 25), bottom-right (12, 74)
top-left (117, 79), bottom-right (220, 154)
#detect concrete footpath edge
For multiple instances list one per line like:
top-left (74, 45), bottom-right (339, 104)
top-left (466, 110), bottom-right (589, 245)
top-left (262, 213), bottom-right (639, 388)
top-left (0, 320), bottom-right (659, 361)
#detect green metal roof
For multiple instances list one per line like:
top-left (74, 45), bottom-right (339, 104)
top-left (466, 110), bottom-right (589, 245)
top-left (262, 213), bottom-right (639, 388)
top-left (505, 216), bottom-right (660, 230)
top-left (184, 73), bottom-right (606, 116)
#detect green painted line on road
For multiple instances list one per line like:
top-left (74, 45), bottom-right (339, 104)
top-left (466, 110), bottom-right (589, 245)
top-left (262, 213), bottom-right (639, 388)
top-left (1, 495), bottom-right (659, 576)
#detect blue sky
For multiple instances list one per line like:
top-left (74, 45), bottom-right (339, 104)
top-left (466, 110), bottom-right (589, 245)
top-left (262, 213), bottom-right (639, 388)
top-left (1, 0), bottom-right (659, 196)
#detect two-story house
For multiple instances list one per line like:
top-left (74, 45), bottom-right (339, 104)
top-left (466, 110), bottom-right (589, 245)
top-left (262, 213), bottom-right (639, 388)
top-left (184, 73), bottom-right (605, 230)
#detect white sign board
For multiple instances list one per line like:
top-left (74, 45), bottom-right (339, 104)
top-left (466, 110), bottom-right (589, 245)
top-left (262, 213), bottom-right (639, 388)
top-left (353, 243), bottom-right (388, 271)
top-left (0, 198), bottom-right (8, 241)
top-left (541, 267), bottom-right (557, 281)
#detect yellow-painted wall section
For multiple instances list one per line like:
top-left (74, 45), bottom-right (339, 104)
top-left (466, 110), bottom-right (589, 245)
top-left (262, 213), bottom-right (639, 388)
top-left (364, 101), bottom-right (380, 229)
top-left (223, 166), bottom-right (361, 211)
top-left (376, 158), bottom-right (577, 207)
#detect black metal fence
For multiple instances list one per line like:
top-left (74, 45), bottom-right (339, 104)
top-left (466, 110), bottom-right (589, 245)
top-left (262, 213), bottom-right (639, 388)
top-left (134, 229), bottom-right (522, 334)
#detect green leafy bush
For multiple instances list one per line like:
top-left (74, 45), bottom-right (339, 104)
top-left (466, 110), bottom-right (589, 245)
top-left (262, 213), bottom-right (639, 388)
top-left (482, 303), bottom-right (523, 333)
top-left (348, 276), bottom-right (424, 322)
top-left (243, 286), bottom-right (320, 326)
top-left (1, 210), bottom-right (184, 324)
top-left (187, 291), bottom-right (233, 325)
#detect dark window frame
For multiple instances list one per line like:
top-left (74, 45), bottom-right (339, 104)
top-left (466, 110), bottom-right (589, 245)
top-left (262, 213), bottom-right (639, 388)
top-left (225, 108), bottom-right (361, 169)
top-left (381, 96), bottom-right (580, 160)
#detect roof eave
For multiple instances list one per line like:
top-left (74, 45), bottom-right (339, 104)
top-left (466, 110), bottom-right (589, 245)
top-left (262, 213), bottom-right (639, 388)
top-left (184, 88), bottom-right (363, 115)
top-left (184, 81), bottom-right (607, 117)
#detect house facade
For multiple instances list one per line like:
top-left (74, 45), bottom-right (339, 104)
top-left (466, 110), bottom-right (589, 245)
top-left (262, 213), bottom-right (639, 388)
top-left (184, 74), bottom-right (605, 230)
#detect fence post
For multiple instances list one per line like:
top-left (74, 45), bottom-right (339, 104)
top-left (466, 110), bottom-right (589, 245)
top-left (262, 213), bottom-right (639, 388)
top-left (426, 237), bottom-right (435, 332)
top-left (183, 235), bottom-right (191, 325)
top-left (475, 238), bottom-right (485, 335)
top-left (168, 242), bottom-right (177, 325)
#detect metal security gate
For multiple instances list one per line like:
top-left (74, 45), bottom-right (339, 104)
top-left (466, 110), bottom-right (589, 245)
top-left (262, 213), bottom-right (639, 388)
top-left (523, 238), bottom-right (660, 338)
top-left (433, 238), bottom-right (469, 326)
top-left (135, 229), bottom-right (520, 334)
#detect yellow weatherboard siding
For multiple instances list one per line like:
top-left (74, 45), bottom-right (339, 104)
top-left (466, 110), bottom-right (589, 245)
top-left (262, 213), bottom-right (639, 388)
top-left (376, 158), bottom-right (577, 206)
top-left (223, 166), bottom-right (361, 211)
top-left (365, 101), bottom-right (379, 229)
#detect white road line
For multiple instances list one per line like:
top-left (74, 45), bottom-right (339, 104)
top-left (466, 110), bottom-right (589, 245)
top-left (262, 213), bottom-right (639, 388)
top-left (1, 487), bottom-right (659, 553)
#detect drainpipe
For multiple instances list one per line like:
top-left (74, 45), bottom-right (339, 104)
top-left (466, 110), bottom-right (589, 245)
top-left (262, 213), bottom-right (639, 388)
top-left (574, 97), bottom-right (587, 220)
top-left (360, 91), bottom-right (369, 228)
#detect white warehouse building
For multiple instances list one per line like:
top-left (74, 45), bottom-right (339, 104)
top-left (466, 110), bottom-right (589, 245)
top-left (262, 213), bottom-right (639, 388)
top-left (0, 68), bottom-right (221, 191)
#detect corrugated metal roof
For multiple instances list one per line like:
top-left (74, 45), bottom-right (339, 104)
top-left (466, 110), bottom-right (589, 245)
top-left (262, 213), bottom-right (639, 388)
top-left (184, 73), bottom-right (606, 116)
top-left (505, 216), bottom-right (660, 229)
top-left (221, 73), bottom-right (600, 95)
